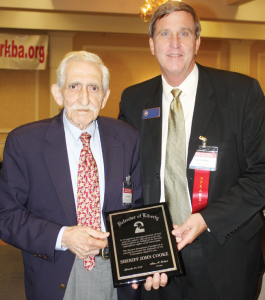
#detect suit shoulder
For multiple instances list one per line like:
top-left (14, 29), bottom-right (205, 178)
top-left (9, 117), bottom-right (55, 140)
top-left (200, 64), bottom-right (255, 85)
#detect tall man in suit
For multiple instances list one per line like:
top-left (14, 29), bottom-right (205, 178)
top-left (0, 51), bottom-right (146, 300)
top-left (119, 2), bottom-right (265, 300)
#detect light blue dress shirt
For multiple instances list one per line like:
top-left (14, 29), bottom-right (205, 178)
top-left (55, 111), bottom-right (105, 250)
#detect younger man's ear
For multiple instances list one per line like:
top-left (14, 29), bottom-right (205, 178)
top-left (51, 84), bottom-right (63, 106)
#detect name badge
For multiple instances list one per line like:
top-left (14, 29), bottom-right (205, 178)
top-left (123, 176), bottom-right (133, 206)
top-left (142, 107), bottom-right (160, 119)
top-left (189, 143), bottom-right (218, 213)
top-left (189, 146), bottom-right (218, 171)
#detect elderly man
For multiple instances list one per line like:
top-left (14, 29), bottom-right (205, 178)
top-left (119, 2), bottom-right (265, 300)
top-left (0, 51), bottom-right (146, 300)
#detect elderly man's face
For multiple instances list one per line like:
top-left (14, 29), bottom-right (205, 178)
top-left (52, 61), bottom-right (109, 130)
top-left (149, 11), bottom-right (200, 86)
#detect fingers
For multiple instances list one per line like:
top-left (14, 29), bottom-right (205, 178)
top-left (172, 224), bottom-right (185, 245)
top-left (131, 283), bottom-right (139, 290)
top-left (144, 273), bottom-right (168, 291)
top-left (85, 226), bottom-right (109, 239)
top-left (176, 232), bottom-right (192, 251)
top-left (72, 246), bottom-right (101, 259)
top-left (62, 225), bottom-right (109, 258)
top-left (172, 223), bottom-right (189, 237)
top-left (172, 224), bottom-right (180, 230)
top-left (172, 214), bottom-right (208, 250)
top-left (160, 273), bottom-right (168, 287)
top-left (131, 273), bottom-right (169, 291)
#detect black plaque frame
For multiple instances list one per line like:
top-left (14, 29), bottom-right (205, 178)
top-left (105, 203), bottom-right (185, 287)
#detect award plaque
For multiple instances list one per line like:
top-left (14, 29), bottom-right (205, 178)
top-left (105, 203), bottom-right (185, 287)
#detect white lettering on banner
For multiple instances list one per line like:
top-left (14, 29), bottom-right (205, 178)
top-left (0, 34), bottom-right (49, 70)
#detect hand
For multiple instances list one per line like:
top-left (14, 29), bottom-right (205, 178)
top-left (131, 273), bottom-right (168, 291)
top-left (172, 213), bottom-right (207, 251)
top-left (62, 225), bottom-right (109, 259)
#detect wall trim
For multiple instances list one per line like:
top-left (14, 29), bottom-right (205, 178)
top-left (0, 129), bottom-right (13, 134)
top-left (35, 70), bottom-right (39, 121)
top-left (0, 140), bottom-right (6, 161)
top-left (83, 45), bottom-right (150, 52)
top-left (257, 53), bottom-right (265, 83)
top-left (198, 50), bottom-right (221, 69)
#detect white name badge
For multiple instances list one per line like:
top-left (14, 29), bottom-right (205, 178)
top-left (123, 188), bottom-right (132, 205)
top-left (189, 146), bottom-right (218, 171)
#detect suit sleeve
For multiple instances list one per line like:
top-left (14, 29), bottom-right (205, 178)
top-left (0, 132), bottom-right (62, 263)
top-left (200, 78), bottom-right (265, 245)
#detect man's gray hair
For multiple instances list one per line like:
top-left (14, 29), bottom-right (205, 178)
top-left (149, 1), bottom-right (201, 39)
top-left (56, 51), bottom-right (110, 93)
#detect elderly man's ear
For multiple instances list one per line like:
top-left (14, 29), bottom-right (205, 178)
top-left (101, 89), bottom-right (110, 109)
top-left (51, 84), bottom-right (63, 106)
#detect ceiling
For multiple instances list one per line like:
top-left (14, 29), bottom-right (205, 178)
top-left (0, 0), bottom-right (264, 40)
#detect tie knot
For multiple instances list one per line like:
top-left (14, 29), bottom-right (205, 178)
top-left (80, 132), bottom-right (91, 147)
top-left (171, 88), bottom-right (182, 100)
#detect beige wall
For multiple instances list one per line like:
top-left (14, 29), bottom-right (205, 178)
top-left (1, 31), bottom-right (265, 160)
top-left (0, 31), bottom-right (50, 160)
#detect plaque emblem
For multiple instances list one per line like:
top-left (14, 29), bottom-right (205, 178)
top-left (134, 221), bottom-right (145, 233)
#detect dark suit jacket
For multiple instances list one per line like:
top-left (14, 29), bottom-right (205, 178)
top-left (119, 64), bottom-right (265, 300)
top-left (0, 111), bottom-right (143, 300)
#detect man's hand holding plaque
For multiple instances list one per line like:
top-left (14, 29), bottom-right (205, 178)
top-left (132, 272), bottom-right (168, 291)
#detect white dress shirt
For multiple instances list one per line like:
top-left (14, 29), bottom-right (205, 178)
top-left (160, 64), bottom-right (199, 207)
top-left (56, 110), bottom-right (105, 250)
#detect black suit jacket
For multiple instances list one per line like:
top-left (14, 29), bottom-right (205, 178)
top-left (0, 111), bottom-right (143, 300)
top-left (119, 64), bottom-right (265, 300)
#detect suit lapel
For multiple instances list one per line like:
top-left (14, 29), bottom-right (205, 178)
top-left (144, 76), bottom-right (163, 166)
top-left (97, 117), bottom-right (124, 215)
top-left (187, 65), bottom-right (216, 166)
top-left (143, 71), bottom-right (216, 168)
top-left (43, 111), bottom-right (77, 225)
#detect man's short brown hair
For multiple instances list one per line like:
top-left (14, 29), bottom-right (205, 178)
top-left (149, 1), bottom-right (201, 39)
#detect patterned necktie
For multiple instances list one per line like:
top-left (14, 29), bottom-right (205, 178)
top-left (164, 88), bottom-right (191, 225)
top-left (77, 132), bottom-right (101, 271)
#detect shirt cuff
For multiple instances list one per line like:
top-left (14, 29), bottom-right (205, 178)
top-left (55, 226), bottom-right (68, 251)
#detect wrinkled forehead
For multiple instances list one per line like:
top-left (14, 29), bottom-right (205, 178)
top-left (64, 60), bottom-right (103, 84)
top-left (153, 10), bottom-right (196, 36)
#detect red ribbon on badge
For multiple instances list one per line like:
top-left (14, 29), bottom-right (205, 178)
top-left (192, 169), bottom-right (210, 213)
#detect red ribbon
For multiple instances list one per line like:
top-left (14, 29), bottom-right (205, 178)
top-left (192, 169), bottom-right (210, 213)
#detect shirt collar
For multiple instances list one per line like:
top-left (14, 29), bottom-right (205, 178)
top-left (63, 109), bottom-right (98, 144)
top-left (162, 64), bottom-right (198, 100)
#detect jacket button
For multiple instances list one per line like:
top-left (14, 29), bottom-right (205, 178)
top-left (43, 256), bottom-right (47, 259)
top-left (38, 255), bottom-right (42, 258)
top-left (156, 173), bottom-right (159, 179)
top-left (59, 284), bottom-right (66, 289)
top-left (34, 254), bottom-right (37, 257)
